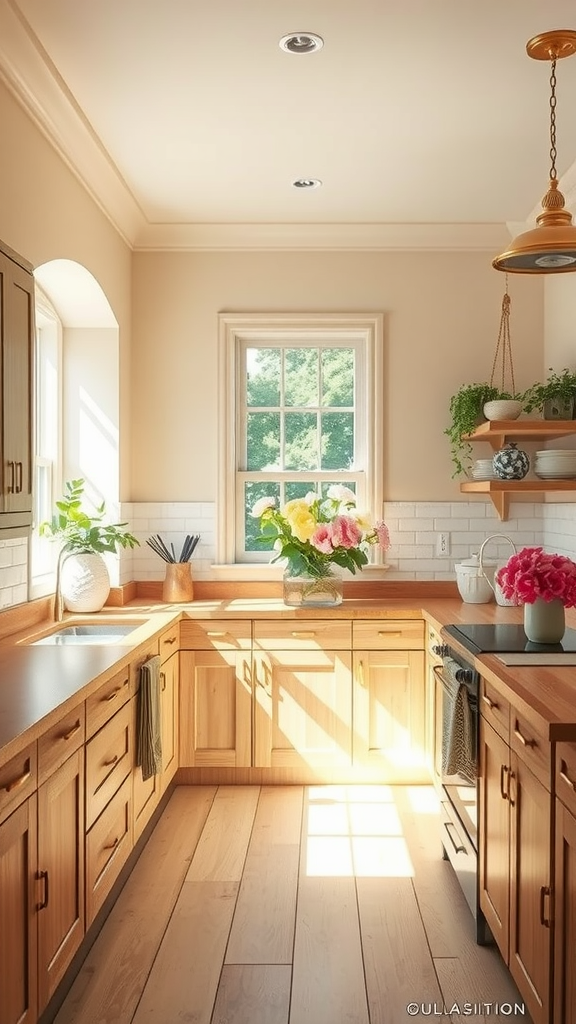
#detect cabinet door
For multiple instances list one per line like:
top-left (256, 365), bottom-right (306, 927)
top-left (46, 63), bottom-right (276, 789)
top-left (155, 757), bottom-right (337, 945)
top-left (179, 650), bottom-right (252, 768)
top-left (37, 748), bottom-right (85, 1012)
top-left (253, 650), bottom-right (352, 769)
top-left (0, 795), bottom-right (37, 1024)
top-left (160, 650), bottom-right (179, 790)
top-left (554, 799), bottom-right (576, 1024)
top-left (0, 252), bottom-right (34, 515)
top-left (509, 754), bottom-right (551, 1024)
top-left (478, 716), bottom-right (510, 959)
top-left (353, 650), bottom-right (426, 781)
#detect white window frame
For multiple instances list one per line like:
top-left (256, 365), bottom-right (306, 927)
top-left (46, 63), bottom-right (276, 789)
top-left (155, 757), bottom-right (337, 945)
top-left (217, 313), bottom-right (384, 573)
top-left (29, 288), bottom-right (62, 598)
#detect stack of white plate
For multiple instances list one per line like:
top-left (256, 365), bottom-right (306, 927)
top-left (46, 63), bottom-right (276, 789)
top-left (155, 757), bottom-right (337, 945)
top-left (472, 459), bottom-right (498, 480)
top-left (534, 449), bottom-right (576, 479)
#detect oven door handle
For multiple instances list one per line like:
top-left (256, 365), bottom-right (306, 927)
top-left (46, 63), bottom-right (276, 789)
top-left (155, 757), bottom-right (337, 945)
top-left (443, 820), bottom-right (467, 855)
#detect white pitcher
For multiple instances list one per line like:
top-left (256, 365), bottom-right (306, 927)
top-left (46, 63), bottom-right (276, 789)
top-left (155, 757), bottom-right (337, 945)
top-left (479, 535), bottom-right (518, 606)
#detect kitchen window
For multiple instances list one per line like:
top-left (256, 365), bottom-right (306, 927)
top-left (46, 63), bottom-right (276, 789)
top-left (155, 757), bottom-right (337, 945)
top-left (218, 313), bottom-right (384, 568)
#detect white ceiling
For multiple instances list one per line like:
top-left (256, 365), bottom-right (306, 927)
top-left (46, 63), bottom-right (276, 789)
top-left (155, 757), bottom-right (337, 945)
top-left (3, 0), bottom-right (576, 250)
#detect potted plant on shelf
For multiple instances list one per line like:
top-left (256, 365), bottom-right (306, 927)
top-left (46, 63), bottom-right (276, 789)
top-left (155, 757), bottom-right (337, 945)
top-left (445, 383), bottom-right (522, 477)
top-left (521, 368), bottom-right (576, 420)
top-left (40, 478), bottom-right (139, 613)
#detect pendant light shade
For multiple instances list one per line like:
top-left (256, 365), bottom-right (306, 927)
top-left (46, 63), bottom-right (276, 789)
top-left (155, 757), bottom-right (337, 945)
top-left (493, 30), bottom-right (576, 275)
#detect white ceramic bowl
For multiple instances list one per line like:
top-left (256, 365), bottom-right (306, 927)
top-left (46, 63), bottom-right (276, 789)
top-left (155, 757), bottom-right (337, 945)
top-left (483, 399), bottom-right (523, 421)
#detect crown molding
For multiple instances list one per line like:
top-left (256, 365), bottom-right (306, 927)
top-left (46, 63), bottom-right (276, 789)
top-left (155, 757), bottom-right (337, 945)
top-left (0, 0), bottom-right (143, 246)
top-left (133, 220), bottom-right (511, 252)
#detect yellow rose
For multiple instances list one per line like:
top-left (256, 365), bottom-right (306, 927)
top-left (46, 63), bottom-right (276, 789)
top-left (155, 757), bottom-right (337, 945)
top-left (283, 500), bottom-right (316, 542)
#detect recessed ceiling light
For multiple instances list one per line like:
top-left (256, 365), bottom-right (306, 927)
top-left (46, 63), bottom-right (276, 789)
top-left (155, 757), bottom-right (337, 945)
top-left (279, 33), bottom-right (324, 55)
top-left (292, 179), bottom-right (322, 189)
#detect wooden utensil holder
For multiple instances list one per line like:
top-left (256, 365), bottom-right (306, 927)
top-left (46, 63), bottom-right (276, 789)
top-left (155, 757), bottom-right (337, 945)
top-left (162, 562), bottom-right (194, 603)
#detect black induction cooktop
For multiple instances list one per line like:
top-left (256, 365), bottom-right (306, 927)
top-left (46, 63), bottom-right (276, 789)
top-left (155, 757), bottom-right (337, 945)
top-left (443, 622), bottom-right (576, 655)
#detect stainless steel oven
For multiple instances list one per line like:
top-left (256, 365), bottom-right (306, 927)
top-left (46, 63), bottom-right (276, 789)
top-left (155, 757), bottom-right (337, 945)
top-left (432, 640), bottom-right (489, 944)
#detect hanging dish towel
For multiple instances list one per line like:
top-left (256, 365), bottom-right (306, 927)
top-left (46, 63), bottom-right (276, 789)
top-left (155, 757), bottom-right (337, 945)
top-left (136, 655), bottom-right (163, 780)
top-left (441, 657), bottom-right (475, 785)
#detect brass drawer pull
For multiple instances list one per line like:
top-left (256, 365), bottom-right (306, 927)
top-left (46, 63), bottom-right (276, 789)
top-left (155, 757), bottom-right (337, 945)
top-left (500, 764), bottom-right (509, 800)
top-left (207, 631), bottom-right (227, 637)
top-left (104, 836), bottom-right (120, 851)
top-left (104, 687), bottom-right (122, 702)
top-left (62, 721), bottom-right (81, 742)
top-left (163, 635), bottom-right (177, 645)
top-left (6, 460), bottom-right (15, 494)
top-left (539, 885), bottom-right (551, 928)
top-left (4, 768), bottom-right (32, 793)
top-left (15, 461), bottom-right (23, 493)
top-left (103, 754), bottom-right (119, 767)
top-left (291, 631), bottom-right (317, 639)
top-left (377, 630), bottom-right (403, 638)
top-left (559, 766), bottom-right (576, 791)
top-left (482, 693), bottom-right (498, 710)
top-left (37, 869), bottom-right (49, 910)
top-left (160, 671), bottom-right (166, 692)
top-left (514, 726), bottom-right (536, 748)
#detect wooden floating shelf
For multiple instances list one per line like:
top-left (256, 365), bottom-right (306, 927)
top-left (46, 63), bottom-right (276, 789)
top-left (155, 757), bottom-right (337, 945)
top-left (459, 419), bottom-right (576, 520)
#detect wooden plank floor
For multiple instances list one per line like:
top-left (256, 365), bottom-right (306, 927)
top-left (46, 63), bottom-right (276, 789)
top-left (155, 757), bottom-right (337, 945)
top-left (54, 784), bottom-right (531, 1024)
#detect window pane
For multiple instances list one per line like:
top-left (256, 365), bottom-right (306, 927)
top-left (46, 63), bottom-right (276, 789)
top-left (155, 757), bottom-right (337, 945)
top-left (285, 481), bottom-right (316, 502)
top-left (285, 412), bottom-right (318, 470)
top-left (246, 348), bottom-right (280, 407)
top-left (247, 412), bottom-right (281, 469)
top-left (285, 348), bottom-right (318, 407)
top-left (320, 480), bottom-right (356, 498)
top-left (322, 348), bottom-right (354, 407)
top-left (244, 481), bottom-right (280, 551)
top-left (321, 412), bottom-right (354, 469)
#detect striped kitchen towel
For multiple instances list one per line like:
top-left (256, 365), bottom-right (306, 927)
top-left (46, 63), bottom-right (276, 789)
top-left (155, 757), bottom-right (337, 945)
top-left (136, 655), bottom-right (163, 780)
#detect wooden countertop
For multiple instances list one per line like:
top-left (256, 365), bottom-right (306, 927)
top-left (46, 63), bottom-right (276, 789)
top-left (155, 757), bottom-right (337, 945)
top-left (1, 595), bottom-right (576, 770)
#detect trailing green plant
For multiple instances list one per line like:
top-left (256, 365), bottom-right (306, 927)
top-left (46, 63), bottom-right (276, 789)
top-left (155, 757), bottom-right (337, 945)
top-left (445, 383), bottom-right (517, 477)
top-left (40, 478), bottom-right (139, 554)
top-left (521, 368), bottom-right (576, 415)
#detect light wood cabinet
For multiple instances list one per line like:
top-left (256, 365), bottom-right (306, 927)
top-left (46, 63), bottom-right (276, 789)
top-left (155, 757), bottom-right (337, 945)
top-left (352, 648), bottom-right (426, 781)
top-left (553, 741), bottom-right (576, 1024)
top-left (37, 746), bottom-right (85, 1012)
top-left (180, 649), bottom-right (252, 767)
top-left (131, 642), bottom-right (162, 842)
top-left (85, 774), bottom-right (132, 926)
top-left (0, 793), bottom-right (38, 1024)
top-left (159, 650), bottom-right (179, 791)
top-left (0, 241), bottom-right (34, 533)
top-left (479, 705), bottom-right (552, 1024)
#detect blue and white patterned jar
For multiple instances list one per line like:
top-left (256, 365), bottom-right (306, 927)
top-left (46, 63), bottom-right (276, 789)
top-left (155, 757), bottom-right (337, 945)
top-left (492, 442), bottom-right (530, 480)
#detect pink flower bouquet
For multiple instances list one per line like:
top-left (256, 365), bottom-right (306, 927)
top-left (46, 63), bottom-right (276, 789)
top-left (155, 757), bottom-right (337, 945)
top-left (251, 485), bottom-right (390, 578)
top-left (495, 546), bottom-right (576, 607)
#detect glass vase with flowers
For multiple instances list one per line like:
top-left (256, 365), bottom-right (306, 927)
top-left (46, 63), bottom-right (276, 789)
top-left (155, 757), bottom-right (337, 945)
top-left (250, 486), bottom-right (390, 607)
top-left (495, 546), bottom-right (576, 643)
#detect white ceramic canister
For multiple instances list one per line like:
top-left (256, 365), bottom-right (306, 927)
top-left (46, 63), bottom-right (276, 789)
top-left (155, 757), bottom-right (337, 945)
top-left (455, 554), bottom-right (495, 604)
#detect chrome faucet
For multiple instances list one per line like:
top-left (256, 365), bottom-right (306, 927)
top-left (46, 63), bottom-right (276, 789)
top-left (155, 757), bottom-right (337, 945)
top-left (54, 547), bottom-right (73, 622)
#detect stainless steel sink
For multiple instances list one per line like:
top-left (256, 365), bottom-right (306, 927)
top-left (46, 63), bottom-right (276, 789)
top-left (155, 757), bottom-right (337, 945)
top-left (32, 624), bottom-right (140, 645)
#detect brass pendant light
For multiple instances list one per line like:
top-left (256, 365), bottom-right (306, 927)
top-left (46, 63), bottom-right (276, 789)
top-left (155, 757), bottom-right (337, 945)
top-left (493, 29), bottom-right (576, 274)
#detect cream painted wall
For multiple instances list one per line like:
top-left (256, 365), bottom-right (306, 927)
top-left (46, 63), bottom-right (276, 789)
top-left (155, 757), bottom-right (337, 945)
top-left (131, 250), bottom-right (545, 502)
top-left (544, 276), bottom-right (576, 367)
top-left (0, 80), bottom-right (133, 496)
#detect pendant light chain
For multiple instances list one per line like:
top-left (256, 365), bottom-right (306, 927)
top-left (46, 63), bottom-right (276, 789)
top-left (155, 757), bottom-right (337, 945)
top-left (489, 275), bottom-right (516, 394)
top-left (549, 57), bottom-right (558, 180)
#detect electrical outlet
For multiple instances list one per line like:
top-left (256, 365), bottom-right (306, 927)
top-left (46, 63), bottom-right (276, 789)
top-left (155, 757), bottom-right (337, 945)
top-left (436, 532), bottom-right (450, 556)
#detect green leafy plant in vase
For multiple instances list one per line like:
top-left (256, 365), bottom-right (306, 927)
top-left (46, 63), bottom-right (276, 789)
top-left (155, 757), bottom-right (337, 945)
top-left (521, 368), bottom-right (576, 420)
top-left (445, 383), bottom-right (519, 477)
top-left (40, 478), bottom-right (139, 614)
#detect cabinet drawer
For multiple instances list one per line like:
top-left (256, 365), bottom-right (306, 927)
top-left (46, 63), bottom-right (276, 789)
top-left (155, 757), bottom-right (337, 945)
top-left (38, 705), bottom-right (85, 785)
top-left (510, 706), bottom-right (550, 790)
top-left (556, 742), bottom-right (576, 816)
top-left (254, 619), bottom-right (351, 650)
top-left (480, 678), bottom-right (510, 742)
top-left (353, 619), bottom-right (424, 650)
top-left (0, 741), bottom-right (37, 825)
top-left (159, 622), bottom-right (179, 662)
top-left (180, 619), bottom-right (252, 650)
top-left (86, 773), bottom-right (132, 925)
top-left (86, 702), bottom-right (133, 830)
top-left (86, 666), bottom-right (130, 739)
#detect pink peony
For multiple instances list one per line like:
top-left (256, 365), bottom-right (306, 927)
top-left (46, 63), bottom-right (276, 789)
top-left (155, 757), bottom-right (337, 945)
top-left (330, 515), bottom-right (363, 549)
top-left (374, 520), bottom-right (391, 551)
top-left (311, 524), bottom-right (334, 554)
top-left (496, 546), bottom-right (576, 607)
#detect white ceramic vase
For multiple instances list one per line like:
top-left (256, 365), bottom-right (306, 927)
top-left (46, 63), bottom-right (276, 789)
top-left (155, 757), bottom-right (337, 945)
top-left (523, 597), bottom-right (566, 644)
top-left (61, 552), bottom-right (111, 613)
